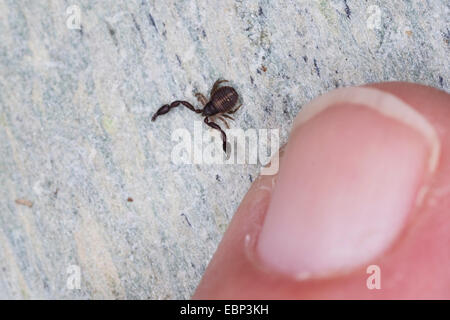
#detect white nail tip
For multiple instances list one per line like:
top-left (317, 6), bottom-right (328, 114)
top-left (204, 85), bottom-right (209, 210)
top-left (294, 87), bottom-right (441, 174)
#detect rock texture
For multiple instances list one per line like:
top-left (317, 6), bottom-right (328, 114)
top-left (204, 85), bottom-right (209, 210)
top-left (0, 0), bottom-right (448, 299)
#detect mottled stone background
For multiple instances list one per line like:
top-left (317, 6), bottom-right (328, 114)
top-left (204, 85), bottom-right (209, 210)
top-left (0, 0), bottom-right (448, 299)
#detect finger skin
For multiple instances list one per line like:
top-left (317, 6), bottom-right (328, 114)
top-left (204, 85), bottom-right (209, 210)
top-left (193, 82), bottom-right (450, 299)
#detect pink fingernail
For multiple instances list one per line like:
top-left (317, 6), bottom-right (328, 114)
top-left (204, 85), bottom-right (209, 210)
top-left (256, 87), bottom-right (440, 278)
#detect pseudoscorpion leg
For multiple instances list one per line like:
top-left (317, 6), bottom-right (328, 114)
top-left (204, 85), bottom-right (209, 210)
top-left (222, 114), bottom-right (235, 121)
top-left (210, 79), bottom-right (229, 97)
top-left (227, 104), bottom-right (242, 115)
top-left (216, 116), bottom-right (230, 129)
top-left (194, 93), bottom-right (208, 106)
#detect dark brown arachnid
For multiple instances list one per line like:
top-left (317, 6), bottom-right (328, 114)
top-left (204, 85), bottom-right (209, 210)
top-left (151, 79), bottom-right (242, 152)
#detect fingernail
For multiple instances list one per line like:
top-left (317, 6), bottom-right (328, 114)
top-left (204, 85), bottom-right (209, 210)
top-left (256, 87), bottom-right (440, 278)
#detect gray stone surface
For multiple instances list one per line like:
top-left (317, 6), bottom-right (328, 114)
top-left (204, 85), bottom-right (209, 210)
top-left (0, 0), bottom-right (448, 299)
